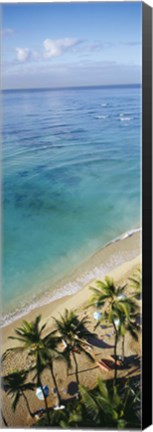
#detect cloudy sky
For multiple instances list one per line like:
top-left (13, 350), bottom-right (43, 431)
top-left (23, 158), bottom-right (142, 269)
top-left (2, 2), bottom-right (142, 89)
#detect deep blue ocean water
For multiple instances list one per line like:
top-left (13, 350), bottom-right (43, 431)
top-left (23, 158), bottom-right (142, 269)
top-left (2, 85), bottom-right (141, 320)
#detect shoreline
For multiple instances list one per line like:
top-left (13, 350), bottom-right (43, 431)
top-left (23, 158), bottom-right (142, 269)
top-left (1, 228), bottom-right (141, 330)
top-left (2, 230), bottom-right (141, 351)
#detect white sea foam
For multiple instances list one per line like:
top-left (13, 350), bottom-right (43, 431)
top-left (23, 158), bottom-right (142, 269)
top-left (119, 113), bottom-right (134, 121)
top-left (0, 228), bottom-right (141, 328)
top-left (96, 115), bottom-right (108, 119)
top-left (120, 117), bottom-right (133, 122)
top-left (106, 227), bottom-right (141, 244)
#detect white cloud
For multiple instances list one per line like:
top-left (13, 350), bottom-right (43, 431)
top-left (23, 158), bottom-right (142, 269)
top-left (16, 47), bottom-right (30, 62)
top-left (15, 38), bottom-right (79, 64)
top-left (43, 38), bottom-right (80, 58)
top-left (15, 48), bottom-right (40, 63)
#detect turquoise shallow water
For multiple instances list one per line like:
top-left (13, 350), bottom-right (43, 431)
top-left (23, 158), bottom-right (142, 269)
top-left (2, 85), bottom-right (141, 321)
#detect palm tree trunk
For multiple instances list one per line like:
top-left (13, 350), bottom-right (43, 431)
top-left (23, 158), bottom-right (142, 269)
top-left (114, 332), bottom-right (118, 383)
top-left (1, 409), bottom-right (8, 427)
top-left (21, 391), bottom-right (34, 418)
top-left (49, 362), bottom-right (61, 406)
top-left (38, 375), bottom-right (50, 425)
top-left (72, 350), bottom-right (79, 387)
top-left (122, 335), bottom-right (125, 363)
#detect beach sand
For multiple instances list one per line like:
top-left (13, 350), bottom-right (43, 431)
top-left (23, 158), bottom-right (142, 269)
top-left (1, 231), bottom-right (141, 428)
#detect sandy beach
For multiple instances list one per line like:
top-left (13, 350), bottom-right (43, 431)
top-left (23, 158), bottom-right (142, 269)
top-left (1, 231), bottom-right (141, 428)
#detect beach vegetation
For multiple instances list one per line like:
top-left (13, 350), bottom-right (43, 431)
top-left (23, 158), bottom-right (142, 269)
top-left (35, 378), bottom-right (140, 429)
top-left (4, 316), bottom-right (51, 424)
top-left (117, 310), bottom-right (140, 362)
top-left (39, 329), bottom-right (64, 406)
top-left (87, 276), bottom-right (139, 379)
top-left (129, 266), bottom-right (141, 299)
top-left (54, 309), bottom-right (95, 389)
top-left (2, 370), bottom-right (35, 418)
top-left (2, 271), bottom-right (141, 428)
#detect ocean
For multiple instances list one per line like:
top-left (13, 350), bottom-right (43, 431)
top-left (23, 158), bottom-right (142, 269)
top-left (2, 85), bottom-right (141, 325)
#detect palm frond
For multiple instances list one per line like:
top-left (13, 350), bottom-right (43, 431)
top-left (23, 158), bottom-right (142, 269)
top-left (79, 384), bottom-right (99, 421)
top-left (98, 379), bottom-right (109, 400)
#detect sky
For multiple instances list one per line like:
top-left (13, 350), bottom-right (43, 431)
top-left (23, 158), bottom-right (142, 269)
top-left (2, 2), bottom-right (142, 89)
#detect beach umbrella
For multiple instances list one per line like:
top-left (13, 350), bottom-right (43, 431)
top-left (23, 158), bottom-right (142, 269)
top-left (54, 405), bottom-right (65, 411)
top-left (36, 386), bottom-right (49, 400)
top-left (117, 294), bottom-right (126, 300)
top-left (62, 339), bottom-right (67, 348)
top-left (113, 318), bottom-right (120, 330)
top-left (93, 311), bottom-right (102, 321)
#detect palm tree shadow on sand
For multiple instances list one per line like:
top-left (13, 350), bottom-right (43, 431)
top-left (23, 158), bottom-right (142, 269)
top-left (124, 354), bottom-right (140, 368)
top-left (68, 364), bottom-right (98, 378)
top-left (106, 354), bottom-right (140, 372)
top-left (86, 334), bottom-right (114, 349)
top-left (75, 319), bottom-right (114, 349)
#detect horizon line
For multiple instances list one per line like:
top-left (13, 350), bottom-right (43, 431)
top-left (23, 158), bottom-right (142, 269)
top-left (2, 83), bottom-right (141, 92)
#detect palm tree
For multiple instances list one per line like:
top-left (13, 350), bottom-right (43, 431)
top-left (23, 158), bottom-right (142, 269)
top-left (37, 379), bottom-right (140, 429)
top-left (88, 276), bottom-right (137, 319)
top-left (78, 379), bottom-right (140, 429)
top-left (117, 311), bottom-right (140, 362)
top-left (87, 276), bottom-right (138, 381)
top-left (129, 266), bottom-right (141, 299)
top-left (2, 370), bottom-right (35, 418)
top-left (103, 309), bottom-right (121, 382)
top-left (54, 309), bottom-right (94, 388)
top-left (3, 316), bottom-right (50, 424)
top-left (40, 330), bottom-right (63, 406)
